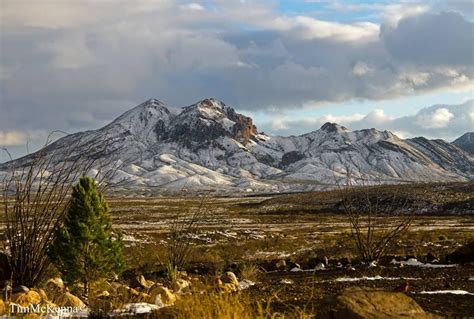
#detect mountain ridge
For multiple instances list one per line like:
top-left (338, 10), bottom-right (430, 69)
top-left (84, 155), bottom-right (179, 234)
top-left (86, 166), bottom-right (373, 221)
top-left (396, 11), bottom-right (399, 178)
top-left (453, 132), bottom-right (474, 155)
top-left (1, 98), bottom-right (473, 193)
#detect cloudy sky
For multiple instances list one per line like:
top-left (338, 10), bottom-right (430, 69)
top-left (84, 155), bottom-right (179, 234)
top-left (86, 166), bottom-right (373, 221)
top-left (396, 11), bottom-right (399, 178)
top-left (0, 0), bottom-right (473, 160)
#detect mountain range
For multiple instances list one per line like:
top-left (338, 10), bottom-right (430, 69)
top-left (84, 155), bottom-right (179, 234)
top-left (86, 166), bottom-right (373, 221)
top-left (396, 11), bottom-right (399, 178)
top-left (1, 98), bottom-right (473, 193)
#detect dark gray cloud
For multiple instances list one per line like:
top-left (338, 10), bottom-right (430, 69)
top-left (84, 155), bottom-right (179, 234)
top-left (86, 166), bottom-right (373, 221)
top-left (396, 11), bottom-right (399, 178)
top-left (382, 11), bottom-right (474, 65)
top-left (0, 1), bottom-right (473, 158)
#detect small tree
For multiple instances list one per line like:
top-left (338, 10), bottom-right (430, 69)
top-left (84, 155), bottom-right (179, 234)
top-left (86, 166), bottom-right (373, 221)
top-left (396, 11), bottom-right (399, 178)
top-left (48, 177), bottom-right (124, 297)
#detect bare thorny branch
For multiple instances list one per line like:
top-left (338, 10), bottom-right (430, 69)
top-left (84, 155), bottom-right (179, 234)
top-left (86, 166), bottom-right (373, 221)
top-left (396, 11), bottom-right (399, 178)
top-left (0, 134), bottom-right (123, 287)
top-left (336, 167), bottom-right (424, 262)
top-left (166, 184), bottom-right (209, 277)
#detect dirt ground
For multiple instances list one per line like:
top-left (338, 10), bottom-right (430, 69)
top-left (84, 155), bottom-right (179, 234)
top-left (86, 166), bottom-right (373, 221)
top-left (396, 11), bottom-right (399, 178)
top-left (107, 183), bottom-right (474, 317)
top-left (246, 263), bottom-right (474, 317)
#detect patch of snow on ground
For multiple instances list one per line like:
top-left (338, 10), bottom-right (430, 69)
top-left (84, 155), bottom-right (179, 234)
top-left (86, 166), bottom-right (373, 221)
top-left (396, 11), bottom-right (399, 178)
top-left (334, 276), bottom-right (420, 282)
top-left (110, 303), bottom-right (162, 316)
top-left (418, 290), bottom-right (474, 295)
top-left (391, 258), bottom-right (457, 268)
top-left (249, 250), bottom-right (292, 259)
top-left (314, 262), bottom-right (325, 270)
top-left (238, 279), bottom-right (256, 290)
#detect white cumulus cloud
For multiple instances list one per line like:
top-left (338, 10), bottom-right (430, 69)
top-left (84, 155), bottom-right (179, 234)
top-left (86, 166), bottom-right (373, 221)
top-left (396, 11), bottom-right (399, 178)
top-left (416, 107), bottom-right (454, 129)
top-left (261, 100), bottom-right (473, 141)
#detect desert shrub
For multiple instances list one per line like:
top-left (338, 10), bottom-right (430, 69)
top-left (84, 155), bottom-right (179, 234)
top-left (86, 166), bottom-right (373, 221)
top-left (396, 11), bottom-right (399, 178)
top-left (48, 177), bottom-right (124, 297)
top-left (165, 197), bottom-right (207, 280)
top-left (340, 174), bottom-right (424, 262)
top-left (240, 263), bottom-right (259, 282)
top-left (0, 141), bottom-right (106, 287)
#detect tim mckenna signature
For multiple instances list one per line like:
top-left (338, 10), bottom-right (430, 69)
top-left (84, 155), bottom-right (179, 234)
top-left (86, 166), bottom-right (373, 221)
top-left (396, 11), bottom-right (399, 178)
top-left (9, 303), bottom-right (88, 316)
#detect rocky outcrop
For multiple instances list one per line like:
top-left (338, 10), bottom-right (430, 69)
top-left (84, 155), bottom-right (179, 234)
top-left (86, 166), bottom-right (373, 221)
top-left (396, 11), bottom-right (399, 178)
top-left (227, 108), bottom-right (257, 145)
top-left (320, 122), bottom-right (349, 134)
top-left (280, 151), bottom-right (305, 167)
top-left (165, 98), bottom-right (257, 148)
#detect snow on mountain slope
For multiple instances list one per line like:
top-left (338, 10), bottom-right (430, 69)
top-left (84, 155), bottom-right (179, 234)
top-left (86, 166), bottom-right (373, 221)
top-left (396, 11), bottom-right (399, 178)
top-left (1, 98), bottom-right (473, 193)
top-left (453, 132), bottom-right (474, 155)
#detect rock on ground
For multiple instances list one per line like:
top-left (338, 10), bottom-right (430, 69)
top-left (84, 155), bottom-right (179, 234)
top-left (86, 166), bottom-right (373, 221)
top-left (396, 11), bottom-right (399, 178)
top-left (172, 278), bottom-right (191, 294)
top-left (320, 287), bottom-right (442, 319)
top-left (148, 285), bottom-right (177, 306)
top-left (130, 275), bottom-right (155, 290)
top-left (11, 290), bottom-right (42, 307)
top-left (220, 272), bottom-right (239, 286)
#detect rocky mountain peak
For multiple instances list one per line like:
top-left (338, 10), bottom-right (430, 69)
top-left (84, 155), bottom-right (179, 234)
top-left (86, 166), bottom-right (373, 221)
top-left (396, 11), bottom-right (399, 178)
top-left (145, 98), bottom-right (165, 106)
top-left (320, 122), bottom-right (349, 134)
top-left (198, 98), bottom-right (225, 109)
top-left (455, 132), bottom-right (474, 143)
top-left (102, 98), bottom-right (172, 141)
top-left (159, 98), bottom-right (258, 148)
top-left (181, 98), bottom-right (228, 121)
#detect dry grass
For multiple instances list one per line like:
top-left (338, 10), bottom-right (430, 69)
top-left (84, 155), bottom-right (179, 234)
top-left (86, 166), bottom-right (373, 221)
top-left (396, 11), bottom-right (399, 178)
top-left (157, 290), bottom-right (315, 319)
top-left (240, 263), bottom-right (260, 282)
top-left (161, 291), bottom-right (257, 319)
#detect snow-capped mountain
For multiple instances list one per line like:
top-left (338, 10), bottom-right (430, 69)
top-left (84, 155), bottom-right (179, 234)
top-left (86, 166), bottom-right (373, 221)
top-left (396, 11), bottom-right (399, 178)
top-left (453, 132), bottom-right (474, 155)
top-left (1, 98), bottom-right (473, 193)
